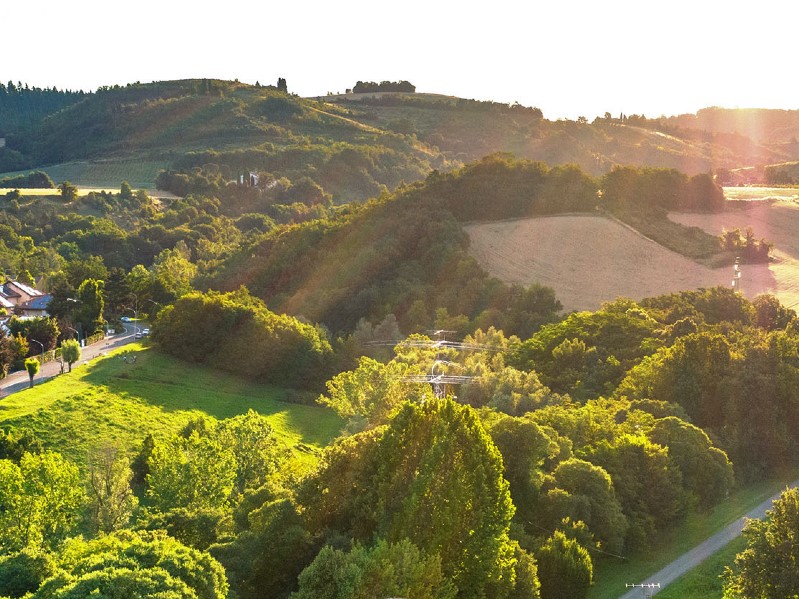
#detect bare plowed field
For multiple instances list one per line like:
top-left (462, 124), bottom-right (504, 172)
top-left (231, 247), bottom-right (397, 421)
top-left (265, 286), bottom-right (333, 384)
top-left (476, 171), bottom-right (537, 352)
top-left (465, 208), bottom-right (799, 312)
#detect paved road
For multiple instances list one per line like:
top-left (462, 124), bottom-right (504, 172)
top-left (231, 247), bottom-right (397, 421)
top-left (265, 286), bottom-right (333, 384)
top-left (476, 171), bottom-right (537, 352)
top-left (618, 480), bottom-right (799, 598)
top-left (0, 326), bottom-right (141, 397)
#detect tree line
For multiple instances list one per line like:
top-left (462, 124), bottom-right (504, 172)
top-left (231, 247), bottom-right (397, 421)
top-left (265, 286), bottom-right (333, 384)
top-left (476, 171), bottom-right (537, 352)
top-left (352, 80), bottom-right (416, 93)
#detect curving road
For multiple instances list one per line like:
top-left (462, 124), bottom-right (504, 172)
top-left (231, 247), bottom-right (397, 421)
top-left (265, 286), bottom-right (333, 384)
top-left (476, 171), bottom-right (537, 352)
top-left (618, 480), bottom-right (799, 598)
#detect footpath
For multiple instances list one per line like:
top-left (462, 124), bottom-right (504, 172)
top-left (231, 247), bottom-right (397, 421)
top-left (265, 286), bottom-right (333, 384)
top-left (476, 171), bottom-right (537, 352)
top-left (0, 326), bottom-right (140, 397)
top-left (618, 479), bottom-right (799, 598)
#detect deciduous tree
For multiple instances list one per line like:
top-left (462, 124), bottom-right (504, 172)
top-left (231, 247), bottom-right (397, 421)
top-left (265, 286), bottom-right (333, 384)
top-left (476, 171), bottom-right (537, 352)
top-left (59, 339), bottom-right (80, 372)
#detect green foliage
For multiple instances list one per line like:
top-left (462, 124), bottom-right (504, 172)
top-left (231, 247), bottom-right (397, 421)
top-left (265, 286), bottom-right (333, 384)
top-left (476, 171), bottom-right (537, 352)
top-left (0, 451), bottom-right (85, 553)
top-left (723, 487), bottom-right (799, 598)
top-left (75, 278), bottom-right (105, 335)
top-left (34, 529), bottom-right (228, 599)
top-left (602, 166), bottom-right (724, 212)
top-left (539, 459), bottom-right (628, 554)
top-left (423, 154), bottom-right (598, 221)
top-left (57, 181), bottom-right (78, 202)
top-left (24, 357), bottom-right (40, 386)
top-left (209, 173), bottom-right (562, 336)
top-left (293, 538), bottom-right (455, 599)
top-left (86, 445), bottom-right (138, 533)
top-left (8, 316), bottom-right (59, 355)
top-left (536, 531), bottom-right (592, 599)
top-left (152, 289), bottom-right (333, 389)
top-left (136, 507), bottom-right (228, 551)
top-left (370, 399), bottom-right (517, 596)
top-left (511, 299), bottom-right (660, 400)
top-left (318, 356), bottom-right (427, 431)
top-left (146, 431), bottom-right (237, 512)
top-left (587, 435), bottom-right (687, 549)
top-left (719, 227), bottom-right (772, 262)
top-left (0, 548), bottom-right (56, 598)
top-left (753, 293), bottom-right (795, 330)
top-left (59, 339), bottom-right (80, 372)
top-left (485, 414), bottom-right (560, 526)
top-left (0, 171), bottom-right (54, 189)
top-left (648, 417), bottom-right (734, 509)
top-left (0, 427), bottom-right (42, 462)
top-left (212, 497), bottom-right (318, 599)
top-left (216, 409), bottom-right (289, 495)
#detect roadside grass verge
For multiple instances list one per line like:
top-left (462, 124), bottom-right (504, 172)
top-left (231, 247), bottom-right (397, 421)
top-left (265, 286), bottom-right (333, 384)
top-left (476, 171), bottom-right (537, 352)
top-left (588, 474), bottom-right (797, 599)
top-left (655, 536), bottom-right (745, 599)
top-left (0, 345), bottom-right (343, 470)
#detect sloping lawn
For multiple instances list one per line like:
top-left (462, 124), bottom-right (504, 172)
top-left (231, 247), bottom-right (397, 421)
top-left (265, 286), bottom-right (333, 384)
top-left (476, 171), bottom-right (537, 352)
top-left (0, 345), bottom-right (343, 468)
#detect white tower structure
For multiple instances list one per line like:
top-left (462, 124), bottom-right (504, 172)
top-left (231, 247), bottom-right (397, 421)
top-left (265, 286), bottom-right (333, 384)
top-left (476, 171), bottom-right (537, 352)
top-left (732, 257), bottom-right (742, 294)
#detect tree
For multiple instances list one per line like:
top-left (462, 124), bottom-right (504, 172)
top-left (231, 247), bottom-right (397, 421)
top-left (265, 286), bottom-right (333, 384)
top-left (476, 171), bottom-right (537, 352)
top-left (76, 278), bottom-right (104, 335)
top-left (59, 339), bottom-right (80, 372)
top-left (32, 530), bottom-right (228, 599)
top-left (119, 181), bottom-right (134, 201)
top-left (0, 451), bottom-right (85, 552)
top-left (8, 316), bottom-right (59, 355)
top-left (318, 356), bottom-right (424, 432)
top-left (293, 538), bottom-right (456, 599)
top-left (146, 431), bottom-right (236, 512)
top-left (723, 487), bottom-right (799, 598)
top-left (753, 293), bottom-right (795, 330)
top-left (86, 445), bottom-right (138, 533)
top-left (24, 357), bottom-right (39, 388)
top-left (0, 548), bottom-right (56, 598)
top-left (539, 458), bottom-right (628, 554)
top-left (217, 410), bottom-right (288, 496)
top-left (370, 399), bottom-right (517, 596)
top-left (536, 531), bottom-right (592, 599)
top-left (58, 181), bottom-right (78, 202)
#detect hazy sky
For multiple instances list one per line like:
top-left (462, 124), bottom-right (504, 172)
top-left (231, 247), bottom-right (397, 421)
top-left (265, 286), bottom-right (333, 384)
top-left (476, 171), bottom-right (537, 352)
top-left (5, 0), bottom-right (797, 120)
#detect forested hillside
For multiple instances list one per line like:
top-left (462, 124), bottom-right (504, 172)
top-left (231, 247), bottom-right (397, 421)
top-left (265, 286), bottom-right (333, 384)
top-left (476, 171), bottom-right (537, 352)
top-left (4, 79), bottom-right (799, 200)
top-left (2, 79), bottom-right (799, 598)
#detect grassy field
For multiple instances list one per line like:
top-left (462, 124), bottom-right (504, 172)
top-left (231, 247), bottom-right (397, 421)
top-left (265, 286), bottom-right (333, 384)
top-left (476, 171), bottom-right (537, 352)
top-left (588, 474), bottom-right (797, 599)
top-left (0, 344), bottom-right (343, 470)
top-left (0, 159), bottom-right (168, 189)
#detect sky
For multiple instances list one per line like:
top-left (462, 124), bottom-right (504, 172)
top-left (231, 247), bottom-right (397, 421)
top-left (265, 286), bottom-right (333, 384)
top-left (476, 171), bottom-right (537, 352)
top-left (5, 0), bottom-right (798, 121)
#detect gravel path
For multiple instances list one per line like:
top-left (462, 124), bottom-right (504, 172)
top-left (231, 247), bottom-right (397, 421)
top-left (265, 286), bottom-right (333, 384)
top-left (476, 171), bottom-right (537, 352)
top-left (618, 480), bottom-right (799, 598)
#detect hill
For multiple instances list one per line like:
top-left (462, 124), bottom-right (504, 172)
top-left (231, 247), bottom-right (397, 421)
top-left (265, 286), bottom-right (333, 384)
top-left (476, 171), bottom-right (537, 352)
top-left (0, 344), bottom-right (343, 468)
top-left (3, 79), bottom-right (799, 199)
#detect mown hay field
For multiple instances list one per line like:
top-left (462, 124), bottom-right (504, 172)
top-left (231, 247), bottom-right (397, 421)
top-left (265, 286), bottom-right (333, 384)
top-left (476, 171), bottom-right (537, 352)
top-left (465, 203), bottom-right (799, 312)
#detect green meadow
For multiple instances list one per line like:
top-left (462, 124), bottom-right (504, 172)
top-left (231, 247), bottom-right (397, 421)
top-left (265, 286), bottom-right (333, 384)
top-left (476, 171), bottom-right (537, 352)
top-left (0, 159), bottom-right (168, 190)
top-left (0, 344), bottom-right (343, 469)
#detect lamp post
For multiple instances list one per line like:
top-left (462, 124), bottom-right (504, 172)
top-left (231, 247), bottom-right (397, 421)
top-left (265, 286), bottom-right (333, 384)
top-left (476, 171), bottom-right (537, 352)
top-left (29, 338), bottom-right (45, 362)
top-left (122, 306), bottom-right (139, 337)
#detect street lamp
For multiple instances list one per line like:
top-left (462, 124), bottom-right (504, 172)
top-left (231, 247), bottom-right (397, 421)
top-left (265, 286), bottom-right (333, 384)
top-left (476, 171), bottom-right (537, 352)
top-left (122, 306), bottom-right (139, 336)
top-left (29, 338), bottom-right (44, 361)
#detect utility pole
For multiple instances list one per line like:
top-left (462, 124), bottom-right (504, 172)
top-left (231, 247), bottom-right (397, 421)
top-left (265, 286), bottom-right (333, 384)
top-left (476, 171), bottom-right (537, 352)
top-left (625, 583), bottom-right (660, 598)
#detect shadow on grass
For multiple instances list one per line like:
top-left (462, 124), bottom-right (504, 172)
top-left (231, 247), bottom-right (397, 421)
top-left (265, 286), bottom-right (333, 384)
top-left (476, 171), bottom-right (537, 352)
top-left (79, 347), bottom-right (343, 447)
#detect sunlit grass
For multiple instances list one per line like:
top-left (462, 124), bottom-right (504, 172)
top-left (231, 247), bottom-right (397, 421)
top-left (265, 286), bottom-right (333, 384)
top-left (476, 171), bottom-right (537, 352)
top-left (588, 474), bottom-right (797, 599)
top-left (0, 159), bottom-right (168, 189)
top-left (723, 186), bottom-right (799, 202)
top-left (0, 344), bottom-right (343, 470)
top-left (656, 536), bottom-right (745, 599)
